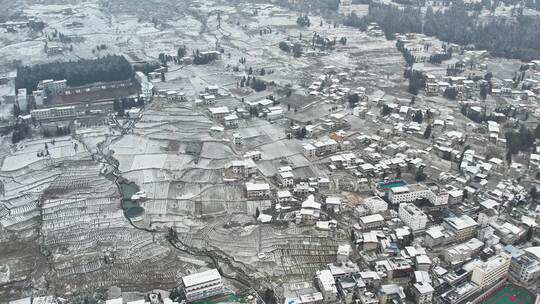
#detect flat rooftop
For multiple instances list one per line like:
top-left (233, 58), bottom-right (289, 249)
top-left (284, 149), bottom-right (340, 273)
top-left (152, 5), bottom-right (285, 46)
top-left (182, 269), bottom-right (221, 288)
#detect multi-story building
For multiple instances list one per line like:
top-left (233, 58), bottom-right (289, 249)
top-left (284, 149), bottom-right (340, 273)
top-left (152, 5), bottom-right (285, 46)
top-left (387, 183), bottom-right (449, 205)
top-left (363, 196), bottom-right (388, 214)
top-left (17, 88), bottom-right (27, 112)
top-left (471, 254), bottom-right (511, 289)
top-left (181, 269), bottom-right (224, 302)
top-left (31, 106), bottom-right (76, 121)
top-left (33, 90), bottom-right (45, 106)
top-left (508, 246), bottom-right (540, 284)
top-left (303, 143), bottom-right (317, 160)
top-left (489, 220), bottom-right (527, 245)
top-left (313, 139), bottom-right (339, 156)
top-left (388, 184), bottom-right (430, 205)
top-left (223, 114), bottom-right (239, 128)
top-left (278, 170), bottom-right (294, 188)
top-left (443, 214), bottom-right (478, 242)
top-left (316, 270), bottom-right (338, 302)
top-left (208, 106), bottom-right (230, 120)
top-left (359, 214), bottom-right (385, 230)
top-left (245, 182), bottom-right (270, 199)
top-left (38, 79), bottom-right (67, 95)
top-left (135, 71), bottom-right (154, 99)
top-left (443, 238), bottom-right (484, 264)
top-left (398, 203), bottom-right (428, 232)
top-left (412, 282), bottom-right (434, 304)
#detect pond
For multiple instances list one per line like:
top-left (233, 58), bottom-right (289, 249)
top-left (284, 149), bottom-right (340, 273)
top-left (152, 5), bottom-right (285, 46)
top-left (119, 181), bottom-right (139, 210)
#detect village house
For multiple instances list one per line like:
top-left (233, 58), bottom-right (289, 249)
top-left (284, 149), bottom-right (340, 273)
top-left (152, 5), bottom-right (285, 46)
top-left (245, 182), bottom-right (271, 199)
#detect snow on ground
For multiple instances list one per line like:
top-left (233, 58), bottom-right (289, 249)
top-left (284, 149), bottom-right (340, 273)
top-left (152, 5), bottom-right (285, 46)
top-left (1, 137), bottom-right (87, 172)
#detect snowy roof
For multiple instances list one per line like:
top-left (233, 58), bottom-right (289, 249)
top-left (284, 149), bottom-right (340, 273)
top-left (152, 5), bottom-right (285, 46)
top-left (245, 183), bottom-right (270, 191)
top-left (413, 282), bottom-right (434, 294)
top-left (525, 247), bottom-right (540, 259)
top-left (326, 196), bottom-right (341, 206)
top-left (9, 298), bottom-right (32, 304)
top-left (302, 195), bottom-right (321, 209)
top-left (359, 214), bottom-right (384, 224)
top-left (209, 106), bottom-right (229, 115)
top-left (182, 269), bottom-right (221, 287)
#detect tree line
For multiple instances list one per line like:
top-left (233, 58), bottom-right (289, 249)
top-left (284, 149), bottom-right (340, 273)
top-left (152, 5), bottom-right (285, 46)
top-left (345, 1), bottom-right (540, 61)
top-left (15, 55), bottom-right (133, 93)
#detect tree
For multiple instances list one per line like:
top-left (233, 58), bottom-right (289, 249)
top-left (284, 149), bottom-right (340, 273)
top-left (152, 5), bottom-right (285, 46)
top-left (13, 105), bottom-right (21, 117)
top-left (506, 150), bottom-right (512, 164)
top-left (16, 55), bottom-right (133, 93)
top-left (264, 289), bottom-right (276, 304)
top-left (531, 187), bottom-right (540, 201)
top-left (534, 124), bottom-right (540, 139)
top-left (381, 104), bottom-right (392, 116)
top-left (480, 82), bottom-right (489, 100)
top-left (296, 16), bottom-right (310, 27)
top-left (415, 168), bottom-right (427, 182)
top-left (505, 126), bottom-right (535, 154)
top-left (348, 94), bottom-right (360, 107)
top-left (413, 110), bottom-right (424, 124)
top-left (444, 86), bottom-right (459, 100)
top-left (424, 124), bottom-right (432, 139)
top-left (177, 46), bottom-right (186, 59)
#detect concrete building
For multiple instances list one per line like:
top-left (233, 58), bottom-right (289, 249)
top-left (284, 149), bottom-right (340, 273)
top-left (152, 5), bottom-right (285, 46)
top-left (316, 269), bottom-right (338, 302)
top-left (443, 214), bottom-right (478, 242)
top-left (208, 106), bottom-right (230, 120)
top-left (313, 139), bottom-right (339, 156)
top-left (412, 282), bottom-right (434, 304)
top-left (363, 196), bottom-right (388, 214)
top-left (398, 203), bottom-right (428, 232)
top-left (33, 90), bottom-right (45, 106)
top-left (387, 183), bottom-right (448, 205)
top-left (303, 143), bottom-right (317, 160)
top-left (279, 170), bottom-right (295, 187)
top-left (245, 182), bottom-right (270, 199)
top-left (223, 114), bottom-right (239, 128)
top-left (17, 88), bottom-right (27, 112)
top-left (508, 246), bottom-right (540, 284)
top-left (181, 269), bottom-right (224, 302)
top-left (135, 71), bottom-right (154, 99)
top-left (471, 254), bottom-right (511, 289)
top-left (444, 238), bottom-right (484, 264)
top-left (38, 79), bottom-right (67, 95)
top-left (358, 214), bottom-right (385, 230)
top-left (31, 106), bottom-right (76, 121)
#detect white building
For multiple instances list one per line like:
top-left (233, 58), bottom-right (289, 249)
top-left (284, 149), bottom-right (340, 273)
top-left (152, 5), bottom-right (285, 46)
top-left (135, 71), bottom-right (154, 99)
top-left (509, 246), bottom-right (540, 284)
top-left (303, 143), bottom-right (317, 160)
top-left (443, 214), bottom-right (478, 242)
top-left (363, 196), bottom-right (388, 214)
top-left (245, 182), bottom-right (270, 199)
top-left (182, 269), bottom-right (224, 302)
top-left (31, 106), bottom-right (76, 121)
top-left (412, 282), bottom-right (434, 304)
top-left (388, 183), bottom-right (448, 205)
top-left (398, 203), bottom-right (428, 232)
top-left (471, 254), bottom-right (511, 289)
top-left (17, 88), bottom-right (27, 112)
top-left (316, 269), bottom-right (338, 302)
top-left (38, 79), bottom-right (67, 95)
top-left (208, 106), bottom-right (230, 120)
top-left (33, 90), bottom-right (45, 106)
